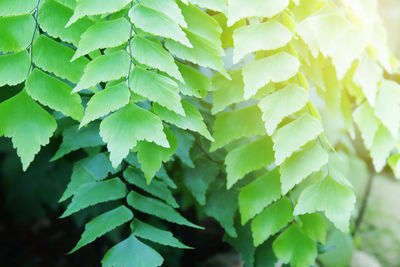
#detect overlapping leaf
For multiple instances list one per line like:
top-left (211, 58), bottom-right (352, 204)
top-left (239, 168), bottom-right (281, 225)
top-left (61, 177), bottom-right (127, 218)
top-left (26, 69), bottom-right (83, 121)
top-left (0, 90), bottom-right (56, 170)
top-left (0, 14), bottom-right (35, 53)
top-left (272, 113), bottom-right (323, 165)
top-left (152, 101), bottom-right (212, 140)
top-left (233, 21), bottom-right (292, 63)
top-left (80, 82), bottom-right (130, 127)
top-left (74, 50), bottom-right (130, 92)
top-left (258, 84), bottom-right (308, 136)
top-left (131, 219), bottom-right (191, 249)
top-left (211, 106), bottom-right (265, 151)
top-left (99, 103), bottom-right (169, 168)
top-left (129, 67), bottom-right (184, 115)
top-left (129, 4), bottom-right (191, 47)
top-left (242, 52), bottom-right (300, 99)
top-left (227, 0), bottom-right (289, 26)
top-left (127, 191), bottom-right (202, 229)
top-left (0, 51), bottom-right (30, 86)
top-left (66, 0), bottom-right (131, 27)
top-left (135, 127), bottom-right (178, 183)
top-left (130, 36), bottom-right (183, 81)
top-left (294, 174), bottom-right (356, 232)
top-left (32, 34), bottom-right (89, 83)
top-left (225, 136), bottom-right (275, 188)
top-left (102, 235), bottom-right (163, 267)
top-left (72, 18), bottom-right (131, 61)
top-left (70, 205), bottom-right (133, 253)
top-left (38, 0), bottom-right (94, 46)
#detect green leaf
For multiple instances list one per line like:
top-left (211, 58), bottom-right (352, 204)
top-left (0, 0), bottom-right (36, 16)
top-left (251, 197), bottom-right (293, 246)
top-left (227, 0), bottom-right (289, 26)
top-left (211, 69), bottom-right (244, 114)
top-left (318, 229), bottom-right (353, 267)
top-left (294, 174), bottom-right (356, 232)
top-left (184, 158), bottom-right (219, 205)
top-left (0, 51), bottom-right (30, 86)
top-left (66, 0), bottom-right (131, 26)
top-left (374, 80), bottom-right (400, 139)
top-left (225, 136), bottom-right (275, 189)
top-left (370, 125), bottom-right (396, 172)
top-left (99, 103), bottom-right (168, 168)
top-left (38, 0), bottom-right (94, 46)
top-left (135, 127), bottom-right (178, 183)
top-left (0, 90), bottom-right (56, 170)
top-left (130, 67), bottom-right (184, 115)
top-left (388, 154), bottom-right (400, 179)
top-left (72, 18), bottom-right (131, 61)
top-left (255, 239), bottom-right (277, 267)
top-left (272, 113), bottom-right (323, 165)
top-left (280, 142), bottom-right (328, 194)
top-left (205, 184), bottom-right (238, 237)
top-left (176, 62), bottom-right (210, 98)
top-left (211, 106), bottom-right (266, 152)
top-left (61, 177), bottom-right (127, 218)
top-left (140, 0), bottom-right (187, 27)
top-left (242, 52), bottom-right (300, 99)
top-left (131, 219), bottom-right (191, 249)
top-left (156, 166), bottom-right (177, 189)
top-left (178, 2), bottom-right (223, 53)
top-left (353, 102), bottom-right (380, 149)
top-left (60, 153), bottom-right (114, 202)
top-left (0, 14), bottom-right (35, 53)
top-left (233, 21), bottom-right (292, 63)
top-left (32, 34), bottom-right (89, 83)
top-left (305, 6), bottom-right (366, 79)
top-left (239, 168), bottom-right (281, 225)
top-left (60, 165), bottom-right (95, 203)
top-left (322, 64), bottom-right (342, 115)
top-left (258, 84), bottom-right (308, 136)
top-left (26, 69), bottom-right (83, 121)
top-left (80, 82), bottom-right (130, 127)
top-left (165, 30), bottom-right (230, 79)
top-left (125, 154), bottom-right (177, 189)
top-left (102, 235), bottom-right (163, 267)
top-left (272, 224), bottom-right (317, 267)
top-left (341, 90), bottom-right (356, 139)
top-left (52, 124), bottom-right (105, 161)
top-left (189, 0), bottom-right (227, 13)
top-left (171, 127), bottom-right (195, 168)
top-left (129, 4), bottom-right (191, 47)
top-left (152, 101), bottom-right (212, 141)
top-left (214, 13), bottom-right (245, 49)
top-left (124, 166), bottom-right (178, 208)
top-left (353, 54), bottom-right (383, 106)
top-left (70, 205), bottom-right (133, 253)
top-left (130, 36), bottom-right (183, 82)
top-left (127, 191), bottom-right (202, 229)
top-left (223, 223), bottom-right (255, 267)
top-left (299, 213), bottom-right (326, 244)
top-left (73, 50), bottom-right (130, 92)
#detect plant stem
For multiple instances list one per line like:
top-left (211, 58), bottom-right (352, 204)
top-left (352, 171), bottom-right (374, 236)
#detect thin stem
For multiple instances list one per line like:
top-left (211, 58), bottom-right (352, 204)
top-left (352, 171), bottom-right (374, 236)
top-left (195, 142), bottom-right (224, 166)
top-left (126, 1), bottom-right (135, 90)
top-left (26, 0), bottom-right (41, 78)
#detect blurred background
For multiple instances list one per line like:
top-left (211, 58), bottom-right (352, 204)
top-left (1, 1), bottom-right (400, 266)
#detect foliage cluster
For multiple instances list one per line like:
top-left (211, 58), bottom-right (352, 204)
top-left (1, 0), bottom-right (400, 266)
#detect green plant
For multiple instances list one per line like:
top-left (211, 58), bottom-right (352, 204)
top-left (1, 0), bottom-right (399, 266)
